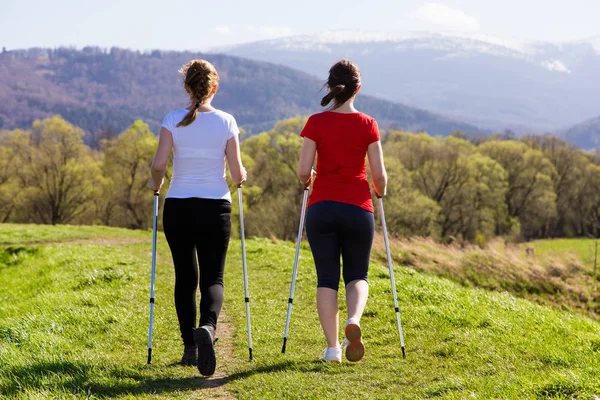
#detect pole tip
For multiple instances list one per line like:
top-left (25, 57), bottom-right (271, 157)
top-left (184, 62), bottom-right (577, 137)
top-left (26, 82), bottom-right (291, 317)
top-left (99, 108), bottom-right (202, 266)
top-left (147, 348), bottom-right (153, 364)
top-left (401, 347), bottom-right (406, 358)
top-left (281, 338), bottom-right (288, 354)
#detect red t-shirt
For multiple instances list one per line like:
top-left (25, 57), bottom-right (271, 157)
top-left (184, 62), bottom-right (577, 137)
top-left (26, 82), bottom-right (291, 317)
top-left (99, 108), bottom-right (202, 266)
top-left (300, 111), bottom-right (380, 213)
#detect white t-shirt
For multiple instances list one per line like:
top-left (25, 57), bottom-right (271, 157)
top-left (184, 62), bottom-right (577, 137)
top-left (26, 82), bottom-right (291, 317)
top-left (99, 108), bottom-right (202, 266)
top-left (162, 109), bottom-right (239, 201)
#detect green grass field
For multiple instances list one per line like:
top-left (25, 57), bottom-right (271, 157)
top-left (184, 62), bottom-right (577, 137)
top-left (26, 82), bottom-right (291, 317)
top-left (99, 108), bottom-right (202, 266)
top-left (0, 223), bottom-right (151, 245)
top-left (1, 224), bottom-right (599, 399)
top-left (532, 238), bottom-right (600, 270)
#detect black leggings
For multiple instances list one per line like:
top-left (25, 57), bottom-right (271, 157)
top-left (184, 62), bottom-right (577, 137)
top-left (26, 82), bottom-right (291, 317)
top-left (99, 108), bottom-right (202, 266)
top-left (305, 201), bottom-right (375, 291)
top-left (163, 197), bottom-right (231, 346)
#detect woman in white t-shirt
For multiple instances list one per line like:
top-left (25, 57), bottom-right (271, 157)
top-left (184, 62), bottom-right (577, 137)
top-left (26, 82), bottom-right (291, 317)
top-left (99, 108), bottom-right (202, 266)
top-left (148, 59), bottom-right (246, 376)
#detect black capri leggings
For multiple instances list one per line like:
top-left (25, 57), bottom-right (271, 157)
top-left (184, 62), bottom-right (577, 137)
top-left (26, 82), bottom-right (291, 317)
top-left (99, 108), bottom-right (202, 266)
top-left (163, 197), bottom-right (231, 346)
top-left (305, 201), bottom-right (375, 291)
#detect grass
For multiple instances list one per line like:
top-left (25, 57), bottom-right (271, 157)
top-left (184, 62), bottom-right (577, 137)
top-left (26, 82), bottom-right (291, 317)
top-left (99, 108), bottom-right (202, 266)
top-left (374, 236), bottom-right (600, 320)
top-left (0, 224), bottom-right (599, 399)
top-left (532, 238), bottom-right (600, 270)
top-left (0, 223), bottom-right (150, 245)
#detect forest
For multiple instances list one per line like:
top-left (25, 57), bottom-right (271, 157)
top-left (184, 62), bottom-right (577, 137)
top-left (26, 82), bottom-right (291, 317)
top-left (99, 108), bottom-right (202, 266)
top-left (1, 114), bottom-right (600, 245)
top-left (0, 48), bottom-right (482, 137)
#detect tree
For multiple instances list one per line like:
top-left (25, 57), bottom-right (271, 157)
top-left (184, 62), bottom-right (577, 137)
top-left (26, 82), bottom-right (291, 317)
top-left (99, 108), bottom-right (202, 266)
top-left (381, 157), bottom-right (441, 238)
top-left (384, 132), bottom-right (508, 241)
top-left (102, 120), bottom-right (159, 229)
top-left (479, 140), bottom-right (557, 239)
top-left (5, 112), bottom-right (600, 245)
top-left (15, 116), bottom-right (101, 224)
top-left (463, 153), bottom-right (509, 239)
top-left (574, 163), bottom-right (600, 236)
top-left (523, 135), bottom-right (592, 236)
top-left (0, 129), bottom-right (30, 221)
top-left (241, 127), bottom-right (306, 240)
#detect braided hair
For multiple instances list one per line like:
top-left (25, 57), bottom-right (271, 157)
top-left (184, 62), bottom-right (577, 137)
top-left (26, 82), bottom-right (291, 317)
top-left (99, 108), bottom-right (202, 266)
top-left (177, 59), bottom-right (220, 127)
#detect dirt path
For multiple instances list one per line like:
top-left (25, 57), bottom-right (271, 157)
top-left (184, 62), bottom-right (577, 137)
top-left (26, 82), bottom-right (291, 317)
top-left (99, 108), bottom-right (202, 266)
top-left (194, 309), bottom-right (237, 399)
top-left (25, 236), bottom-right (240, 399)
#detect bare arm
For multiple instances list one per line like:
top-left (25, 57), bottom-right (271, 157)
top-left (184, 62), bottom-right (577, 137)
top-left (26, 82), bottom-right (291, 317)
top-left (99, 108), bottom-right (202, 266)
top-left (149, 127), bottom-right (173, 192)
top-left (297, 138), bottom-right (317, 186)
top-left (367, 140), bottom-right (387, 197)
top-left (225, 135), bottom-right (247, 185)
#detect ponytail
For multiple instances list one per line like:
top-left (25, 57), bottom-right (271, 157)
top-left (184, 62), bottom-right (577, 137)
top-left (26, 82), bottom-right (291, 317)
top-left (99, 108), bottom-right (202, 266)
top-left (321, 85), bottom-right (345, 107)
top-left (177, 102), bottom-right (200, 127)
top-left (321, 60), bottom-right (361, 109)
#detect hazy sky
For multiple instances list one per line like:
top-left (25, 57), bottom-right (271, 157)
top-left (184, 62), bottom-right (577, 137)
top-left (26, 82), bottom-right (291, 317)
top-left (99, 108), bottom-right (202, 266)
top-left (1, 0), bottom-right (599, 51)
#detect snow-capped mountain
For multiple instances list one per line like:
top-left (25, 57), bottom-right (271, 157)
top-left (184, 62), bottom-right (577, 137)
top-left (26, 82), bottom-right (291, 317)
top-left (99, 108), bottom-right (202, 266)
top-left (217, 31), bottom-right (600, 133)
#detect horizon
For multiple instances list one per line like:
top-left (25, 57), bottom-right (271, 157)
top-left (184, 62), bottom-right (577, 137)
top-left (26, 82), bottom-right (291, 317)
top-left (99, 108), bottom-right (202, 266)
top-left (4, 29), bottom-right (599, 55)
top-left (2, 0), bottom-right (599, 51)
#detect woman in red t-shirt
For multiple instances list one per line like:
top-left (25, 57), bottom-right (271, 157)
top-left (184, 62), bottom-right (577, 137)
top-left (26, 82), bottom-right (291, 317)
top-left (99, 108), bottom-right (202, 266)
top-left (297, 60), bottom-right (388, 363)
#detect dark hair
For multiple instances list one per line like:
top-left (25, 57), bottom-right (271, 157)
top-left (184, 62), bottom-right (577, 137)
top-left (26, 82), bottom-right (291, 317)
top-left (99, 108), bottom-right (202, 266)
top-left (320, 60), bottom-right (361, 108)
top-left (177, 59), bottom-right (220, 127)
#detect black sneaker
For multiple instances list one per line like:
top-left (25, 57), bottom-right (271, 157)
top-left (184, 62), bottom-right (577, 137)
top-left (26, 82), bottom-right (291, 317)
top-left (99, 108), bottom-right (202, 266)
top-left (194, 326), bottom-right (216, 376)
top-left (181, 344), bottom-right (198, 366)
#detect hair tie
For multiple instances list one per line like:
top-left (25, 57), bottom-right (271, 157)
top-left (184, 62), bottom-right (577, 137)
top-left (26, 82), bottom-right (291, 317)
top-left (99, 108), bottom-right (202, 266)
top-left (195, 102), bottom-right (200, 109)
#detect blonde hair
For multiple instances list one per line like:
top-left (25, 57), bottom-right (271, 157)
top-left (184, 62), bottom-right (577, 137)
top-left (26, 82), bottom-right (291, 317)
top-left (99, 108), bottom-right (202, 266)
top-left (177, 59), bottom-right (220, 127)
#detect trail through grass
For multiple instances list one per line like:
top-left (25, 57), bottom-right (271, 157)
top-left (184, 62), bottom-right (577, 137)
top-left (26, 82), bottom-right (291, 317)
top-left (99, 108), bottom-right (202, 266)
top-left (0, 224), bottom-right (599, 399)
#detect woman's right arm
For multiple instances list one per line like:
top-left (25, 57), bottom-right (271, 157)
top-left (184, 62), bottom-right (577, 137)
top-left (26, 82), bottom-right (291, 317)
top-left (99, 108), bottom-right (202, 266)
top-left (297, 137), bottom-right (317, 186)
top-left (148, 127), bottom-right (173, 192)
top-left (367, 140), bottom-right (387, 197)
top-left (225, 135), bottom-right (247, 185)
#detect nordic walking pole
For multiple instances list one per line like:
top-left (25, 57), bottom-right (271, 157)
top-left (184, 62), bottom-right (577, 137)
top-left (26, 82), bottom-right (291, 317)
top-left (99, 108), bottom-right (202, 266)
top-left (377, 196), bottom-right (406, 358)
top-left (147, 191), bottom-right (159, 364)
top-left (237, 184), bottom-right (253, 361)
top-left (282, 185), bottom-right (310, 354)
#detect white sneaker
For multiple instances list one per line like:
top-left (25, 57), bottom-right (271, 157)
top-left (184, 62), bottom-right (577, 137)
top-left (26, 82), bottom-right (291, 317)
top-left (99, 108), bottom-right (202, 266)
top-left (321, 346), bottom-right (342, 363)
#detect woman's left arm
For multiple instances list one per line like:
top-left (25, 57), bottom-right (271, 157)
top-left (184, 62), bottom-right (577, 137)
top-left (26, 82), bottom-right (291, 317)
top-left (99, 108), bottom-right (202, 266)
top-left (148, 127), bottom-right (173, 192)
top-left (297, 138), bottom-right (317, 186)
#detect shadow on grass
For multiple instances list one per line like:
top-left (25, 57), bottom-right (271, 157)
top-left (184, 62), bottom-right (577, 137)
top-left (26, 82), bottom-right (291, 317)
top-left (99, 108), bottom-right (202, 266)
top-left (1, 358), bottom-right (312, 398)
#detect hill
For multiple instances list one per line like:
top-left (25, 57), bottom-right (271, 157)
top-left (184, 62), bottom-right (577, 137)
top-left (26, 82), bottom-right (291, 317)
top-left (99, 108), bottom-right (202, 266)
top-left (1, 223), bottom-right (599, 398)
top-left (0, 47), bottom-right (484, 141)
top-left (563, 115), bottom-right (600, 150)
top-left (220, 31), bottom-right (600, 137)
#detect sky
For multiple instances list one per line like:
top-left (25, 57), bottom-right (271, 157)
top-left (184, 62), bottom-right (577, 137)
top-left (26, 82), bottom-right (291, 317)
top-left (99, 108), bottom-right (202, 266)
top-left (1, 0), bottom-right (599, 51)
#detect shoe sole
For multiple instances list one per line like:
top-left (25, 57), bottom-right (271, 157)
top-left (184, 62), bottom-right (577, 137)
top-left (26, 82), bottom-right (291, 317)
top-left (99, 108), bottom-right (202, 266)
top-left (181, 355), bottom-right (197, 366)
top-left (194, 327), bottom-right (216, 376)
top-left (345, 323), bottom-right (365, 362)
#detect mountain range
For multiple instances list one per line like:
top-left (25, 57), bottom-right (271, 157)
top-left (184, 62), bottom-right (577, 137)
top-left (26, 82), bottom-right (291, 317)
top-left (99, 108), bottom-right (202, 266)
top-left (563, 116), bottom-right (600, 149)
top-left (0, 47), bottom-right (483, 142)
top-left (219, 31), bottom-right (600, 136)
